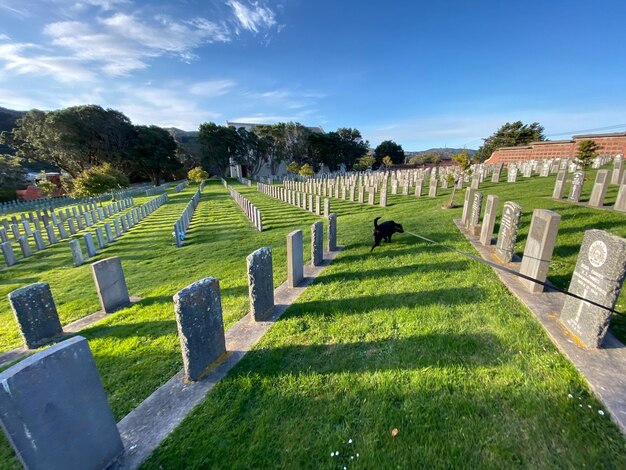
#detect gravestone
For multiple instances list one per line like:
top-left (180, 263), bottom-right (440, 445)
top-left (358, 186), bottom-right (365, 203)
top-left (0, 336), bottom-right (124, 469)
top-left (68, 218), bottom-right (77, 235)
top-left (479, 194), bottom-right (500, 247)
top-left (471, 175), bottom-right (480, 190)
top-left (495, 201), bottom-right (522, 263)
top-left (312, 221), bottom-right (323, 266)
top-left (17, 236), bottom-right (32, 258)
top-left (415, 179), bottom-right (423, 197)
top-left (588, 169), bottom-right (610, 208)
top-left (328, 213), bottom-right (337, 251)
top-left (428, 179), bottom-right (438, 197)
top-left (104, 223), bottom-right (115, 243)
top-left (552, 170), bottom-right (567, 199)
top-left (492, 165), bottom-right (502, 183)
top-left (461, 188), bottom-right (476, 226)
top-left (559, 230), bottom-right (626, 348)
top-left (33, 230), bottom-right (45, 251)
top-left (611, 156), bottom-right (623, 184)
top-left (466, 192), bottom-right (483, 236)
top-left (519, 209), bottom-right (561, 293)
top-left (8, 282), bottom-right (63, 349)
top-left (95, 227), bottom-right (107, 249)
top-left (247, 247), bottom-right (274, 321)
top-left (287, 230), bottom-right (304, 288)
top-left (568, 171), bottom-right (585, 202)
top-left (507, 167), bottom-right (517, 183)
top-left (84, 233), bottom-right (97, 257)
top-left (367, 187), bottom-right (375, 205)
top-left (1, 241), bottom-right (17, 266)
top-left (69, 239), bottom-right (84, 267)
top-left (91, 257), bottom-right (131, 313)
top-left (379, 188), bottom-right (387, 207)
top-left (173, 277), bottom-right (226, 381)
top-left (614, 183), bottom-right (626, 213)
top-left (324, 198), bottom-right (330, 218)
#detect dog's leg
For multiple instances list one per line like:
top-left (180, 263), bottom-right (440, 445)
top-left (371, 235), bottom-right (382, 252)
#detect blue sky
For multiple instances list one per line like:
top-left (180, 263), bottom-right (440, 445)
top-left (1, 0), bottom-right (626, 150)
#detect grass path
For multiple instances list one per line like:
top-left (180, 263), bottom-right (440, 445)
top-left (1, 174), bottom-right (626, 468)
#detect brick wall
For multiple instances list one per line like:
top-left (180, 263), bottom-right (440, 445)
top-left (485, 132), bottom-right (626, 164)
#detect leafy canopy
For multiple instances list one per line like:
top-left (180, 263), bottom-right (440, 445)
top-left (476, 121), bottom-right (545, 162)
top-left (575, 140), bottom-right (601, 170)
top-left (72, 163), bottom-right (129, 198)
top-left (374, 140), bottom-right (404, 166)
top-left (187, 167), bottom-right (208, 184)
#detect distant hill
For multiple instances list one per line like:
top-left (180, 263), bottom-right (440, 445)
top-left (406, 148), bottom-right (477, 160)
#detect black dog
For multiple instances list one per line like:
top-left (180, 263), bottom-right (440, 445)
top-left (371, 216), bottom-right (404, 252)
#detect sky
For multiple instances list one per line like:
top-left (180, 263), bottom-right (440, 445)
top-left (1, 0), bottom-right (626, 150)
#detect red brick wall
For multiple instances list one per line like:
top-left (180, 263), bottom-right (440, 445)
top-left (485, 133), bottom-right (626, 164)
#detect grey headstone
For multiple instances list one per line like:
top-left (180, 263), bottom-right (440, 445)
top-left (104, 223), bottom-right (115, 243)
top-left (461, 188), bottom-right (476, 226)
top-left (568, 171), bottom-right (585, 202)
top-left (415, 179), bottom-right (423, 197)
top-left (560, 230), bottom-right (626, 348)
top-left (84, 233), bottom-right (97, 257)
top-left (0, 336), bottom-right (124, 469)
top-left (8, 282), bottom-right (63, 349)
top-left (324, 198), bottom-right (330, 218)
top-left (495, 201), bottom-right (522, 263)
top-left (552, 170), bottom-right (567, 199)
top-left (0, 227), bottom-right (7, 243)
top-left (614, 184), bottom-right (626, 213)
top-left (287, 230), bottom-right (303, 288)
top-left (91, 257), bottom-right (130, 313)
top-left (328, 213), bottom-right (337, 251)
top-left (1, 241), bottom-right (17, 266)
top-left (67, 218), bottom-right (77, 235)
top-left (611, 157), bottom-right (623, 184)
top-left (312, 221), bottom-right (323, 266)
top-left (95, 226), bottom-right (107, 249)
top-left (247, 247), bottom-right (274, 321)
top-left (428, 179), bottom-right (438, 197)
top-left (56, 222), bottom-right (68, 239)
top-left (479, 195), bottom-right (499, 247)
top-left (33, 230), bottom-right (46, 251)
top-left (588, 169), bottom-right (610, 208)
top-left (69, 239), bottom-right (84, 267)
top-left (519, 209), bottom-right (561, 293)
top-left (17, 235), bottom-right (32, 258)
top-left (466, 192), bottom-right (483, 236)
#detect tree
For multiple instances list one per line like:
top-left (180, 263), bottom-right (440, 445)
top-left (1, 105), bottom-right (137, 177)
top-left (253, 123), bottom-right (289, 174)
top-left (198, 122), bottom-right (240, 177)
top-left (299, 163), bottom-right (314, 176)
top-left (374, 140), bottom-right (404, 167)
top-left (336, 128), bottom-right (369, 170)
top-left (232, 127), bottom-right (268, 177)
top-left (476, 121), bottom-right (545, 162)
top-left (72, 163), bottom-right (129, 198)
top-left (0, 154), bottom-right (27, 201)
top-left (287, 161), bottom-right (301, 174)
top-left (284, 122), bottom-right (310, 164)
top-left (382, 156), bottom-right (393, 170)
top-left (35, 171), bottom-right (56, 198)
top-left (188, 167), bottom-right (208, 184)
top-left (353, 155), bottom-right (376, 171)
top-left (446, 150), bottom-right (472, 208)
top-left (130, 125), bottom-right (181, 186)
top-left (575, 140), bottom-right (600, 170)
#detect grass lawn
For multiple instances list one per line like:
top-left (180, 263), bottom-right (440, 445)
top-left (1, 173), bottom-right (626, 468)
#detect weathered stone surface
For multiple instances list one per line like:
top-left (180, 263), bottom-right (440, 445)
top-left (311, 221), bottom-right (323, 266)
top-left (415, 179), bottom-right (423, 197)
top-left (467, 192), bottom-right (483, 236)
top-left (519, 209), bottom-right (561, 293)
top-left (428, 179), bottom-right (438, 197)
top-left (0, 336), bottom-right (124, 469)
top-left (247, 247), bottom-right (274, 321)
top-left (95, 226), bottom-right (107, 249)
top-left (568, 171), bottom-right (585, 202)
top-left (588, 169), bottom-right (610, 208)
top-left (612, 156), bottom-right (623, 184)
top-left (84, 233), bottom-right (97, 257)
top-left (615, 183), bottom-right (626, 213)
top-left (91, 257), bottom-right (130, 314)
top-left (479, 195), bottom-right (499, 247)
top-left (552, 170), bottom-right (567, 199)
top-left (324, 198), bottom-right (330, 218)
top-left (17, 236), bottom-right (32, 258)
top-left (1, 241), bottom-right (17, 266)
top-left (69, 239), bottom-right (84, 267)
top-left (560, 230), bottom-right (626, 348)
top-left (33, 230), bottom-right (45, 251)
top-left (45, 224), bottom-right (58, 244)
top-left (104, 223), bottom-right (115, 243)
top-left (287, 230), bottom-right (303, 288)
top-left (461, 188), bottom-right (475, 226)
top-left (495, 201), bottom-right (522, 263)
top-left (8, 282), bottom-right (63, 349)
top-left (173, 277), bottom-right (226, 381)
top-left (328, 213), bottom-right (337, 251)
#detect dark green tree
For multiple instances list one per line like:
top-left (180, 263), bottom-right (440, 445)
top-left (130, 125), bottom-right (181, 186)
top-left (232, 127), bottom-right (269, 177)
top-left (476, 121), bottom-right (545, 162)
top-left (253, 123), bottom-right (289, 174)
top-left (198, 122), bottom-right (240, 177)
top-left (0, 154), bottom-right (27, 201)
top-left (575, 140), bottom-right (601, 170)
top-left (374, 140), bottom-right (404, 166)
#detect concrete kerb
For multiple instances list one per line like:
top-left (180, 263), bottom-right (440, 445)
top-left (453, 219), bottom-right (626, 436)
top-left (117, 247), bottom-right (343, 469)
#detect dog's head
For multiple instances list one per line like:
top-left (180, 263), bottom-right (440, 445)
top-left (395, 223), bottom-right (404, 233)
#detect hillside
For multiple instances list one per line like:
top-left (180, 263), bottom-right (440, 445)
top-left (406, 147), bottom-right (477, 159)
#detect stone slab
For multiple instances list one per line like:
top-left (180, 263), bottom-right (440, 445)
top-left (91, 257), bottom-right (131, 314)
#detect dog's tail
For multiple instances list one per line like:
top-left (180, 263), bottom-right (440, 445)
top-left (374, 216), bottom-right (381, 228)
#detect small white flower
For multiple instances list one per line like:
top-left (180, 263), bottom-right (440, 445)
top-left (336, 451), bottom-right (339, 456)
top-left (331, 452), bottom-right (335, 457)
top-left (567, 394), bottom-right (573, 399)
top-left (348, 439), bottom-right (352, 444)
top-left (588, 405), bottom-right (592, 409)
top-left (357, 453), bottom-right (360, 457)
top-left (599, 410), bottom-right (605, 416)
top-left (351, 456), bottom-right (354, 460)
top-left (579, 404), bottom-right (583, 407)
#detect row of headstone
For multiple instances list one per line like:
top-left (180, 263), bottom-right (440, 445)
top-left (238, 177), bottom-right (253, 187)
top-left (145, 183), bottom-right (170, 197)
top-left (0, 198), bottom-right (135, 268)
top-left (0, 194), bottom-right (76, 215)
top-left (257, 182), bottom-right (331, 218)
top-left (553, 168), bottom-right (626, 212)
top-left (173, 180), bottom-right (188, 193)
top-left (460, 189), bottom-right (626, 349)
top-left (69, 194), bottom-right (168, 267)
top-left (228, 186), bottom-right (263, 231)
top-left (173, 183), bottom-right (205, 247)
top-left (7, 256), bottom-right (133, 349)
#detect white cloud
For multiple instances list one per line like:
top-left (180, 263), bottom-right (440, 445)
top-left (189, 79), bottom-right (236, 96)
top-left (0, 88), bottom-right (49, 110)
top-left (0, 34), bottom-right (9, 41)
top-left (227, 0), bottom-right (276, 33)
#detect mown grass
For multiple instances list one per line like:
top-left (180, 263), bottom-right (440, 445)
top-left (1, 172), bottom-right (626, 469)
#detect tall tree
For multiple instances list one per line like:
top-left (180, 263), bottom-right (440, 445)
top-left (336, 128), bottom-right (369, 170)
top-left (1, 105), bottom-right (137, 177)
top-left (374, 140), bottom-right (404, 166)
top-left (0, 154), bottom-right (27, 201)
top-left (476, 121), bottom-right (545, 162)
top-left (253, 123), bottom-right (289, 174)
top-left (232, 127), bottom-right (269, 177)
top-left (130, 125), bottom-right (181, 186)
top-left (575, 140), bottom-right (600, 170)
top-left (198, 122), bottom-right (240, 177)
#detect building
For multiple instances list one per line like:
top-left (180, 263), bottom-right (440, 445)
top-left (485, 131), bottom-right (626, 164)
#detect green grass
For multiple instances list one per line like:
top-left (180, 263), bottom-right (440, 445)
top-left (1, 174), bottom-right (626, 469)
